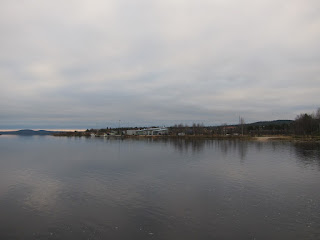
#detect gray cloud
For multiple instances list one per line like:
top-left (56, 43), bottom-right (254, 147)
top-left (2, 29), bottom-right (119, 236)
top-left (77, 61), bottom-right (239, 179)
top-left (1, 0), bottom-right (320, 129)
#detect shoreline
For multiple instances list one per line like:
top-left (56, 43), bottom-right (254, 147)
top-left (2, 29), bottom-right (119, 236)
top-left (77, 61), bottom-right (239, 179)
top-left (52, 133), bottom-right (320, 143)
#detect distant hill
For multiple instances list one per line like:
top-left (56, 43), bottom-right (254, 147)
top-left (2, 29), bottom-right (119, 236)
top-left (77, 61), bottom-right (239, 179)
top-left (247, 120), bottom-right (293, 126)
top-left (221, 120), bottom-right (293, 128)
top-left (0, 129), bottom-right (59, 135)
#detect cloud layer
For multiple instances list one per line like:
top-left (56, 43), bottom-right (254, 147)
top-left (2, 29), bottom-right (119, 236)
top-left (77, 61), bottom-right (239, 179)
top-left (1, 0), bottom-right (320, 129)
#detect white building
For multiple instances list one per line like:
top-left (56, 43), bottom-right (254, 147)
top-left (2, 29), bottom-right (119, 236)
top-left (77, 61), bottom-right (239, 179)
top-left (126, 127), bottom-right (168, 136)
top-left (126, 129), bottom-right (138, 135)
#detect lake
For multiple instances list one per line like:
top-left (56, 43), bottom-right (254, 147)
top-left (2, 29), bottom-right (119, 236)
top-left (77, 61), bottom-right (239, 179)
top-left (0, 136), bottom-right (319, 239)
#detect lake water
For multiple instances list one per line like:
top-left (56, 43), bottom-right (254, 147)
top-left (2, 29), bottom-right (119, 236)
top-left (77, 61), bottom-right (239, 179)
top-left (0, 136), bottom-right (319, 239)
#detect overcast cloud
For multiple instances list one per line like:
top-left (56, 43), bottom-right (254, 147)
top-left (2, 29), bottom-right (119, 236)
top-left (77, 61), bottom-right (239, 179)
top-left (1, 0), bottom-right (320, 129)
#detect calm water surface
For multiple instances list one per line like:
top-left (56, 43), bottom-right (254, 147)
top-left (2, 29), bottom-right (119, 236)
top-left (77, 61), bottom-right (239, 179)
top-left (0, 136), bottom-right (319, 239)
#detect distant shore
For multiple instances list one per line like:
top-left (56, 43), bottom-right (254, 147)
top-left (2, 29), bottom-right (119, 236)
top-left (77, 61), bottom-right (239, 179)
top-left (1, 129), bottom-right (319, 142)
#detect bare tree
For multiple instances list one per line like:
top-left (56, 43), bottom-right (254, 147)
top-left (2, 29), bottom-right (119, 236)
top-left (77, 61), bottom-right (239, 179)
top-left (316, 108), bottom-right (320, 133)
top-left (239, 116), bottom-right (245, 135)
top-left (316, 108), bottom-right (320, 120)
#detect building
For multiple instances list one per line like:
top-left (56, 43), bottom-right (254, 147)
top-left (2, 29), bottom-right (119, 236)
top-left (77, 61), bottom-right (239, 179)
top-left (126, 127), bottom-right (168, 136)
top-left (126, 129), bottom-right (138, 135)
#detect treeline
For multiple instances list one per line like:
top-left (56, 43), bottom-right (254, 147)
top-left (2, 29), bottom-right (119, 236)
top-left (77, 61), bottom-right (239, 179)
top-left (246, 120), bottom-right (292, 136)
top-left (244, 108), bottom-right (320, 136)
top-left (169, 108), bottom-right (320, 136)
top-left (293, 108), bottom-right (320, 135)
top-left (169, 123), bottom-right (246, 136)
top-left (54, 108), bottom-right (320, 137)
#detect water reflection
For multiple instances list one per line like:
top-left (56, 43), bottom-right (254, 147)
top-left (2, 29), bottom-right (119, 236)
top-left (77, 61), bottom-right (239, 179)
top-left (139, 138), bottom-right (320, 169)
top-left (146, 138), bottom-right (250, 162)
top-left (168, 138), bottom-right (206, 153)
top-left (293, 142), bottom-right (320, 169)
top-left (0, 136), bottom-right (320, 239)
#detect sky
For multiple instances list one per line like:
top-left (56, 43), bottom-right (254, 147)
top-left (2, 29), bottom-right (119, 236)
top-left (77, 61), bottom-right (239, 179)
top-left (1, 0), bottom-right (320, 129)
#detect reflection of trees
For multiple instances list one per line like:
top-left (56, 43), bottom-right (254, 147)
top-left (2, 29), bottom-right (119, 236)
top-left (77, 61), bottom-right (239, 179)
top-left (168, 139), bottom-right (248, 157)
top-left (253, 141), bottom-right (290, 153)
top-left (217, 140), bottom-right (231, 156)
top-left (170, 139), bottom-right (206, 153)
top-left (157, 138), bottom-right (250, 161)
top-left (215, 140), bottom-right (248, 162)
top-left (238, 141), bottom-right (248, 162)
top-left (254, 141), bottom-right (263, 152)
top-left (121, 137), bottom-right (206, 153)
top-left (293, 143), bottom-right (320, 168)
top-left (119, 138), bottom-right (253, 161)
